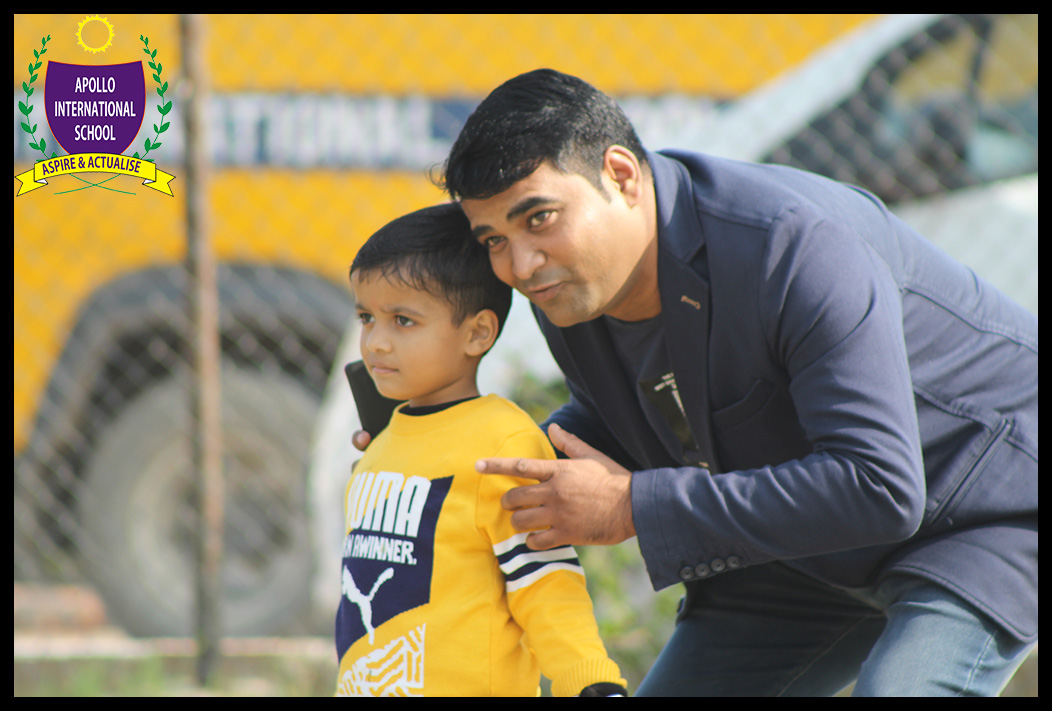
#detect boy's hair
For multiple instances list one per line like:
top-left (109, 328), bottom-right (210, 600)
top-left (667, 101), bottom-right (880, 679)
top-left (437, 68), bottom-right (648, 201)
top-left (350, 203), bottom-right (512, 344)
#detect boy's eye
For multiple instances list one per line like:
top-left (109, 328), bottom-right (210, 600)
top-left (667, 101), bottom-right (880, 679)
top-left (395, 315), bottom-right (415, 327)
top-left (482, 234), bottom-right (505, 251)
top-left (357, 312), bottom-right (373, 325)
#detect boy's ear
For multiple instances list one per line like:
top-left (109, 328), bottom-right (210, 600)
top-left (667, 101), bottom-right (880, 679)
top-left (464, 309), bottom-right (500, 357)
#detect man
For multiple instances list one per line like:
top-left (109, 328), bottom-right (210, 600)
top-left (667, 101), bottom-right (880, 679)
top-left (363, 68), bottom-right (1036, 695)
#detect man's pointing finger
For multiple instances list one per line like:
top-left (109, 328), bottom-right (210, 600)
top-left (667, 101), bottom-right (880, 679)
top-left (475, 457), bottom-right (555, 482)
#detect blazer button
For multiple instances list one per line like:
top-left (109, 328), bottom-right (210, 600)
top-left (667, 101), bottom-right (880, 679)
top-left (727, 556), bottom-right (742, 569)
top-left (694, 563), bottom-right (711, 578)
top-left (679, 566), bottom-right (695, 581)
top-left (710, 558), bottom-right (726, 573)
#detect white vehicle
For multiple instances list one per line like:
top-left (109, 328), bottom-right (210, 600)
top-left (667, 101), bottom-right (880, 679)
top-left (310, 13), bottom-right (1038, 611)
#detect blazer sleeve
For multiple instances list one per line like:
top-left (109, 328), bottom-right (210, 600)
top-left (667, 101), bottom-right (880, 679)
top-left (633, 209), bottom-right (927, 590)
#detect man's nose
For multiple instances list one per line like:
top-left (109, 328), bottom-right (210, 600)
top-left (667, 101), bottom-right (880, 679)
top-left (510, 240), bottom-right (545, 282)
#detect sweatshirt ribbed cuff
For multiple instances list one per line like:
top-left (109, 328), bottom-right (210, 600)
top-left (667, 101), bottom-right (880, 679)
top-left (552, 657), bottom-right (627, 697)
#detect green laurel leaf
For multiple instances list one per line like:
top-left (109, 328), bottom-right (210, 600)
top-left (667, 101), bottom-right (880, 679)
top-left (137, 34), bottom-right (171, 163)
top-left (20, 35), bottom-right (50, 155)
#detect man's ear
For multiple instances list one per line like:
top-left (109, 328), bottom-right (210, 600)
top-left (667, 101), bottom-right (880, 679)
top-left (464, 308), bottom-right (500, 356)
top-left (603, 145), bottom-right (645, 206)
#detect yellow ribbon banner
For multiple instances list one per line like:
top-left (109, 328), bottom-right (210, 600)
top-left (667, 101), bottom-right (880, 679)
top-left (16, 153), bottom-right (175, 196)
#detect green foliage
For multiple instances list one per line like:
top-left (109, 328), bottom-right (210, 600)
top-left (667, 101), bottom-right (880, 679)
top-left (510, 371), bottom-right (570, 426)
top-left (580, 542), bottom-right (681, 691)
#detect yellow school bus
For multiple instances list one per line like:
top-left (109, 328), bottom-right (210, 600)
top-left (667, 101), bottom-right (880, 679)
top-left (14, 14), bottom-right (879, 635)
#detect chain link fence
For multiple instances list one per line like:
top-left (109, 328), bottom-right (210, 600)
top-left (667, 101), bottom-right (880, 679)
top-left (14, 13), bottom-right (1038, 688)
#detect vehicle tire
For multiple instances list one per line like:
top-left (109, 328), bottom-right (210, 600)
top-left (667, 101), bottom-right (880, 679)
top-left (78, 365), bottom-right (318, 637)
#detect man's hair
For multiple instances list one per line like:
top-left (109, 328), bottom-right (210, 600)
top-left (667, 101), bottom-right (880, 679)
top-left (437, 68), bottom-right (648, 201)
top-left (350, 203), bottom-right (512, 342)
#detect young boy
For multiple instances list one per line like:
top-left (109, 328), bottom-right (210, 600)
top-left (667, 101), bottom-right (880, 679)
top-left (335, 203), bottom-right (627, 697)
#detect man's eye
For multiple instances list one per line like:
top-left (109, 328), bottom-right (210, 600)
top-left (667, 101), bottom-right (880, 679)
top-left (528, 210), bottom-right (553, 228)
top-left (483, 235), bottom-right (506, 250)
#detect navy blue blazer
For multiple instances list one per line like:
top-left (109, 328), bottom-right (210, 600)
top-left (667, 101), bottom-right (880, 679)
top-left (537, 150), bottom-right (1038, 643)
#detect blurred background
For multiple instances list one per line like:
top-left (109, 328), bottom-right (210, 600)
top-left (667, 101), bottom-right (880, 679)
top-left (14, 14), bottom-right (1037, 696)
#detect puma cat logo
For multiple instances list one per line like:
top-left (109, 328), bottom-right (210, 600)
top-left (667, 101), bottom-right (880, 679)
top-left (343, 566), bottom-right (395, 644)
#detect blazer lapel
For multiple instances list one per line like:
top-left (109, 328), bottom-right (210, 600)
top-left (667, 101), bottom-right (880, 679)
top-left (649, 150), bottom-right (721, 473)
top-left (660, 251), bottom-right (720, 473)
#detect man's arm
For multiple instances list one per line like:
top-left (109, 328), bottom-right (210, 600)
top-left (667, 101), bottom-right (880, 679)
top-left (629, 214), bottom-right (927, 589)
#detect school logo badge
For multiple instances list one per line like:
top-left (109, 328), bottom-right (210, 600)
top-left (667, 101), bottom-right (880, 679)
top-left (15, 16), bottom-right (175, 196)
top-left (45, 61), bottom-right (145, 155)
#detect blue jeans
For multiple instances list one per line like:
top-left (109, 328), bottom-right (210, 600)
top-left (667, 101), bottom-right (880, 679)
top-left (635, 563), bottom-right (1034, 697)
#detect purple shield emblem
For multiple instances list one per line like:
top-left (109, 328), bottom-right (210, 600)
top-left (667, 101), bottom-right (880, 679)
top-left (45, 61), bottom-right (145, 155)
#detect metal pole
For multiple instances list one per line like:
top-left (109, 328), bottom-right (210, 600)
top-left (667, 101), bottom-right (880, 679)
top-left (179, 13), bottom-right (223, 687)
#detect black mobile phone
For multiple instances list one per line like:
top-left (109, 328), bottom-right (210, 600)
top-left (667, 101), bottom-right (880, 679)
top-left (344, 360), bottom-right (403, 436)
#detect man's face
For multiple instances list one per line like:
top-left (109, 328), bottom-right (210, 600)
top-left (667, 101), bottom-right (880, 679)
top-left (461, 160), bottom-right (656, 327)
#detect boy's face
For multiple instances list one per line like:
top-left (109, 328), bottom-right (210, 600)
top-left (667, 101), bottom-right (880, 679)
top-left (351, 270), bottom-right (483, 408)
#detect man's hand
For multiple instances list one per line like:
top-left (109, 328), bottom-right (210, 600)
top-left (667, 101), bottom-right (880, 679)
top-left (475, 423), bottom-right (635, 550)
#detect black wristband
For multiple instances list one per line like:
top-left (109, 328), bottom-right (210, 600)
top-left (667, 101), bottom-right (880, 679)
top-left (578, 682), bottom-right (628, 697)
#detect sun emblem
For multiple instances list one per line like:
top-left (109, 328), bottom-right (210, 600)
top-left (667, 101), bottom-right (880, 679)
top-left (76, 15), bottom-right (115, 54)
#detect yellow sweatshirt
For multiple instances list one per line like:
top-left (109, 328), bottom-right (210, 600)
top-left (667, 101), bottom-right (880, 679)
top-left (335, 394), bottom-right (625, 696)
